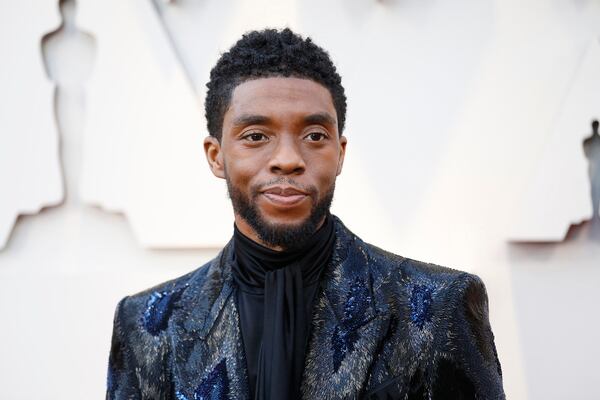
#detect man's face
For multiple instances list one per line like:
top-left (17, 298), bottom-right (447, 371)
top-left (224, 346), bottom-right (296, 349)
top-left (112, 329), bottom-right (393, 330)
top-left (204, 77), bottom-right (347, 250)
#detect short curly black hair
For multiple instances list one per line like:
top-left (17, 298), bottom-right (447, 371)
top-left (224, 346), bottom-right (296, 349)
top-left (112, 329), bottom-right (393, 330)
top-left (205, 28), bottom-right (346, 141)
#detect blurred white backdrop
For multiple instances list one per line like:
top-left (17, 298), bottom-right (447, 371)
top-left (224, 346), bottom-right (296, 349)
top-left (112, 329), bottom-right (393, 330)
top-left (1, 0), bottom-right (600, 399)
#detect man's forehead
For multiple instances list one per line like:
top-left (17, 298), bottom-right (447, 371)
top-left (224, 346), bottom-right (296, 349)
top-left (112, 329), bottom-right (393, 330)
top-left (228, 76), bottom-right (336, 113)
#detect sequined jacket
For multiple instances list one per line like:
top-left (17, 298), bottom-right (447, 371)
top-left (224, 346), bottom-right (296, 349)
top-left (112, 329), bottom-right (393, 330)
top-left (106, 216), bottom-right (505, 399)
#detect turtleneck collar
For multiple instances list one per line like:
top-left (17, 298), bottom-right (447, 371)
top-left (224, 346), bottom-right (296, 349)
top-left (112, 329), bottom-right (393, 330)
top-left (232, 212), bottom-right (335, 292)
top-left (231, 212), bottom-right (336, 400)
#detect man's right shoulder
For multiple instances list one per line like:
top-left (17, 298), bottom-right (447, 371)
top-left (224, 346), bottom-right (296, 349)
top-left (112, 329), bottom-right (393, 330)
top-left (106, 250), bottom-right (229, 398)
top-left (112, 250), bottom-right (223, 336)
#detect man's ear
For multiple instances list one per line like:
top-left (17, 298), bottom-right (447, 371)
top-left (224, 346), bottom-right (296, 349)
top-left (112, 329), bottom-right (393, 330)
top-left (336, 135), bottom-right (347, 176)
top-left (204, 135), bottom-right (225, 179)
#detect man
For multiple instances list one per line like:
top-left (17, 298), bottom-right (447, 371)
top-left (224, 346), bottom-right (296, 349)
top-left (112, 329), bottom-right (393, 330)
top-left (106, 28), bottom-right (505, 400)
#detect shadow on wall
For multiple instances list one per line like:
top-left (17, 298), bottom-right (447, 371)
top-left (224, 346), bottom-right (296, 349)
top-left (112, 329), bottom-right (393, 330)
top-left (3, 0), bottom-right (100, 252)
top-left (1, 0), bottom-right (97, 252)
top-left (583, 120), bottom-right (600, 226)
top-left (510, 119), bottom-right (600, 246)
top-left (565, 119), bottom-right (600, 242)
top-left (41, 0), bottom-right (96, 205)
top-left (547, 118), bottom-right (600, 242)
top-left (505, 121), bottom-right (600, 400)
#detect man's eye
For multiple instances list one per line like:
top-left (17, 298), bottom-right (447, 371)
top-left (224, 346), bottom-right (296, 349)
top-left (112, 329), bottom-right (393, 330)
top-left (306, 132), bottom-right (327, 141)
top-left (243, 132), bottom-right (268, 142)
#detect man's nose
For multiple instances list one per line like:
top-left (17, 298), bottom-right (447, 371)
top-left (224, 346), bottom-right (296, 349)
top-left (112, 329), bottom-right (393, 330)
top-left (268, 136), bottom-right (306, 175)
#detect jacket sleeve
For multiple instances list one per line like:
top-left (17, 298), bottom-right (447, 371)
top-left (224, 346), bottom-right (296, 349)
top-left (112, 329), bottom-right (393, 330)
top-left (431, 273), bottom-right (505, 399)
top-left (106, 296), bottom-right (142, 400)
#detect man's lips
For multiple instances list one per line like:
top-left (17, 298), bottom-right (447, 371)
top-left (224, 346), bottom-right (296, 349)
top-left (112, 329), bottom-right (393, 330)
top-left (261, 186), bottom-right (308, 206)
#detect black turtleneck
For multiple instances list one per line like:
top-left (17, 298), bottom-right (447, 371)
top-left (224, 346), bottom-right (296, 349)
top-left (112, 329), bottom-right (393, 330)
top-left (232, 213), bottom-right (336, 400)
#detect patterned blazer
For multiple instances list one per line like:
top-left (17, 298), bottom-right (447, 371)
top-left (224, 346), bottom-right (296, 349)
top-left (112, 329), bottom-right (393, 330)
top-left (106, 216), bottom-right (505, 399)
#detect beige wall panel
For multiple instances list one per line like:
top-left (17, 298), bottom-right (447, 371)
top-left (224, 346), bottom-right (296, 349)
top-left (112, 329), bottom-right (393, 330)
top-left (0, 2), bottom-right (62, 249)
top-left (78, 0), bottom-right (233, 248)
top-left (509, 38), bottom-right (600, 241)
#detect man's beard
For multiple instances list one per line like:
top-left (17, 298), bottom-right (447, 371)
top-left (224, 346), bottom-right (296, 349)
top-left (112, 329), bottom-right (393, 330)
top-left (226, 176), bottom-right (335, 250)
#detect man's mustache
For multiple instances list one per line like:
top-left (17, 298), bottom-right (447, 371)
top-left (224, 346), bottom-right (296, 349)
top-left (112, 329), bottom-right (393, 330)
top-left (252, 177), bottom-right (317, 197)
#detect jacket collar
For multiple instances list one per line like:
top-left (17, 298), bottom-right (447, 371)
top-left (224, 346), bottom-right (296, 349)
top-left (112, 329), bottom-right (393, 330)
top-left (190, 215), bottom-right (383, 331)
top-left (197, 215), bottom-right (381, 324)
top-left (173, 215), bottom-right (390, 399)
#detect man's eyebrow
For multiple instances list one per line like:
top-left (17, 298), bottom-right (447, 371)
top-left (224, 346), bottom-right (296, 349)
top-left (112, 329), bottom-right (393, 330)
top-left (304, 113), bottom-right (337, 127)
top-left (232, 114), bottom-right (271, 127)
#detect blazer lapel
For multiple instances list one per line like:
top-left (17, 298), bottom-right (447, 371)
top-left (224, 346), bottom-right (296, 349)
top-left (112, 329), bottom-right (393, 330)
top-left (171, 241), bottom-right (250, 400)
top-left (170, 216), bottom-right (391, 400)
top-left (301, 217), bottom-right (391, 399)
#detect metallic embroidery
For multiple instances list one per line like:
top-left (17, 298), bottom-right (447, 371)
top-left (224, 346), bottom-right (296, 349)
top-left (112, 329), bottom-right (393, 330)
top-left (343, 277), bottom-right (372, 329)
top-left (175, 391), bottom-right (189, 400)
top-left (194, 358), bottom-right (230, 400)
top-left (106, 363), bottom-right (116, 396)
top-left (332, 326), bottom-right (358, 372)
top-left (332, 277), bottom-right (372, 372)
top-left (142, 286), bottom-right (185, 335)
top-left (410, 284), bottom-right (433, 328)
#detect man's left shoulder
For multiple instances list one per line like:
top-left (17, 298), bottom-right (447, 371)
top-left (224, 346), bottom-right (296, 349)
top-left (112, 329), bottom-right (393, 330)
top-left (350, 238), bottom-right (504, 398)
top-left (361, 239), bottom-right (484, 296)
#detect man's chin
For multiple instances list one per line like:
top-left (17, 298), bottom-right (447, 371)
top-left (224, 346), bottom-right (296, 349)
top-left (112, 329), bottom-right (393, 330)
top-left (247, 212), bottom-right (325, 250)
top-left (257, 213), bottom-right (312, 230)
